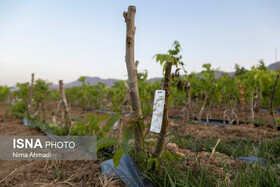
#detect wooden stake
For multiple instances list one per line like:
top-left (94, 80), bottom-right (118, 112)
top-left (59, 80), bottom-right (71, 132)
top-left (249, 87), bottom-right (254, 125)
top-left (42, 91), bottom-right (46, 123)
top-left (182, 84), bottom-right (191, 121)
top-left (27, 73), bottom-right (35, 120)
top-left (270, 74), bottom-right (279, 130)
top-left (197, 92), bottom-right (208, 122)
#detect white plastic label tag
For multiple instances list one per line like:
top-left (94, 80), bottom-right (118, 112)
top-left (150, 90), bottom-right (166, 133)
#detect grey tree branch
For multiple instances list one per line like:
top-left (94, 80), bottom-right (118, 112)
top-left (123, 6), bottom-right (143, 154)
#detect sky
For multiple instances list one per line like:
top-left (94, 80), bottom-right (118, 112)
top-left (0, 0), bottom-right (279, 86)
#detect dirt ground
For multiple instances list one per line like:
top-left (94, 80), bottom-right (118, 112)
top-left (173, 122), bottom-right (280, 141)
top-left (1, 101), bottom-right (279, 186)
top-left (0, 102), bottom-right (125, 187)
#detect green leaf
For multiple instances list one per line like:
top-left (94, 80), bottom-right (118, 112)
top-left (113, 147), bottom-right (123, 168)
top-left (120, 142), bottom-right (129, 155)
top-left (123, 127), bottom-right (134, 142)
top-left (147, 158), bottom-right (155, 170)
top-left (99, 114), bottom-right (111, 123)
top-left (97, 131), bottom-right (104, 138)
top-left (165, 167), bottom-right (176, 187)
top-left (147, 158), bottom-right (160, 171)
top-left (139, 120), bottom-right (145, 131)
top-left (97, 137), bottom-right (118, 151)
top-left (103, 113), bottom-right (121, 133)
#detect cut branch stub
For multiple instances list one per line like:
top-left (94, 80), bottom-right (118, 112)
top-left (59, 80), bottom-right (71, 132)
top-left (123, 6), bottom-right (143, 155)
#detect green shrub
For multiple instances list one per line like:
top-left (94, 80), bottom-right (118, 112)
top-left (11, 101), bottom-right (26, 118)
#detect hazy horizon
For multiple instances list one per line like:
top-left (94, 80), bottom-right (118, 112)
top-left (1, 0), bottom-right (280, 86)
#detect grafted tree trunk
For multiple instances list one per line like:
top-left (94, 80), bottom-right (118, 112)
top-left (7, 91), bottom-right (11, 104)
top-left (42, 91), bottom-right (46, 123)
top-left (182, 84), bottom-right (191, 121)
top-left (123, 88), bottom-right (130, 114)
top-left (123, 6), bottom-right (143, 154)
top-left (32, 92), bottom-right (40, 120)
top-left (249, 87), bottom-right (254, 125)
top-left (187, 84), bottom-right (191, 109)
top-left (237, 80), bottom-right (247, 111)
top-left (187, 85), bottom-right (191, 120)
top-left (270, 75), bottom-right (279, 130)
top-left (114, 62), bottom-right (139, 144)
top-left (197, 92), bottom-right (208, 122)
top-left (59, 80), bottom-right (71, 132)
top-left (27, 73), bottom-right (35, 120)
top-left (206, 113), bottom-right (211, 124)
top-left (257, 86), bottom-right (262, 113)
top-left (225, 94), bottom-right (239, 125)
top-left (153, 61), bottom-right (172, 158)
top-left (122, 61), bottom-right (138, 115)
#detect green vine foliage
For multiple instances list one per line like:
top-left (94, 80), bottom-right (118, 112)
top-left (71, 113), bottom-right (120, 137)
top-left (0, 85), bottom-right (10, 101)
top-left (154, 40), bottom-right (186, 74)
top-left (97, 120), bottom-right (134, 168)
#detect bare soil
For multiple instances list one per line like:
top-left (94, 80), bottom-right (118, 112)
top-left (0, 102), bottom-right (125, 187)
top-left (174, 122), bottom-right (280, 140)
top-left (1, 101), bottom-right (279, 186)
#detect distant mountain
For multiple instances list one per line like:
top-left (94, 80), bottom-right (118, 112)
top-left (49, 76), bottom-right (166, 89)
top-left (214, 71), bottom-right (235, 78)
top-left (50, 77), bottom-right (119, 89)
top-left (267, 61), bottom-right (280, 71)
top-left (11, 61), bottom-right (279, 90)
top-left (147, 77), bottom-right (162, 82)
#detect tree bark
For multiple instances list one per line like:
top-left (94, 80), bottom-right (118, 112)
top-left (249, 87), bottom-right (254, 125)
top-left (123, 6), bottom-right (143, 154)
top-left (182, 84), bottom-right (191, 121)
top-left (35, 92), bottom-right (40, 112)
top-left (197, 92), bottom-right (208, 122)
top-left (226, 94), bottom-right (239, 125)
top-left (59, 80), bottom-right (71, 132)
top-left (237, 80), bottom-right (247, 111)
top-left (27, 73), bottom-right (35, 120)
top-left (270, 74), bottom-right (279, 130)
top-left (258, 86), bottom-right (262, 113)
top-left (153, 61), bottom-right (172, 158)
top-left (42, 91), bottom-right (46, 123)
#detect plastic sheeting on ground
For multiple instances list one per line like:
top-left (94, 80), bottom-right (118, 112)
top-left (100, 154), bottom-right (145, 187)
top-left (23, 118), bottom-right (63, 141)
top-left (23, 118), bottom-right (32, 126)
top-left (200, 121), bottom-right (232, 127)
top-left (237, 156), bottom-right (266, 166)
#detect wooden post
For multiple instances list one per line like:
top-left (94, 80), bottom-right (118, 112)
top-left (153, 61), bottom-right (172, 158)
top-left (182, 84), bottom-right (191, 121)
top-left (59, 80), bottom-right (71, 132)
top-left (249, 87), bottom-right (254, 125)
top-left (42, 91), bottom-right (46, 123)
top-left (197, 92), bottom-right (208, 122)
top-left (27, 73), bottom-right (35, 120)
top-left (270, 74), bottom-right (279, 130)
top-left (123, 6), bottom-right (143, 154)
